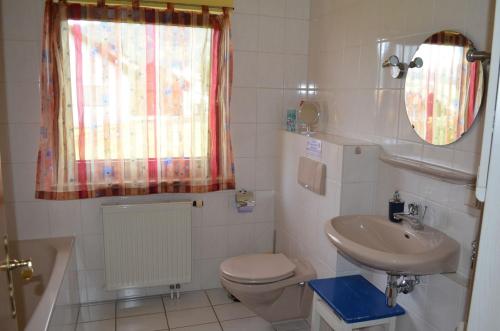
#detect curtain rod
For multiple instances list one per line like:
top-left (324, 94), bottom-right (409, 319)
top-left (57, 0), bottom-right (233, 14)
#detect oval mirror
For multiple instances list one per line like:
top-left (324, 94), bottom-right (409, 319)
top-left (404, 31), bottom-right (484, 145)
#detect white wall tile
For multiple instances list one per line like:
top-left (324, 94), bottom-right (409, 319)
top-left (82, 234), bottom-right (105, 270)
top-left (259, 0), bottom-right (286, 17)
top-left (227, 223), bottom-right (255, 256)
top-left (85, 270), bottom-right (116, 302)
top-left (202, 193), bottom-right (232, 227)
top-left (359, 45), bottom-right (380, 89)
top-left (232, 14), bottom-right (260, 52)
top-left (48, 200), bottom-right (83, 236)
top-left (255, 157), bottom-right (275, 191)
top-left (4, 162), bottom-right (36, 202)
top-left (253, 222), bottom-right (274, 253)
top-left (3, 123), bottom-right (39, 163)
top-left (80, 198), bottom-right (104, 235)
top-left (340, 182), bottom-right (375, 215)
top-left (234, 157), bottom-right (256, 190)
top-left (257, 53), bottom-right (285, 88)
top-left (259, 16), bottom-right (285, 53)
top-left (256, 123), bottom-right (279, 157)
top-left (284, 19), bottom-right (310, 55)
top-left (231, 87), bottom-right (257, 123)
top-left (231, 123), bottom-right (256, 158)
top-left (200, 226), bottom-right (228, 259)
top-left (376, 89), bottom-right (400, 139)
top-left (0, 81), bottom-right (40, 124)
top-left (11, 201), bottom-right (50, 240)
top-left (341, 146), bottom-right (379, 183)
top-left (285, 0), bottom-right (310, 19)
top-left (0, 40), bottom-right (39, 83)
top-left (257, 88), bottom-right (283, 124)
top-left (284, 54), bottom-right (308, 89)
top-left (233, 51), bottom-right (258, 87)
top-left (380, 0), bottom-right (407, 39)
top-left (254, 190), bottom-right (274, 222)
top-left (404, 0), bottom-right (435, 36)
top-left (0, 0), bottom-right (43, 41)
top-left (200, 258), bottom-right (225, 289)
top-left (433, 0), bottom-right (467, 32)
top-left (234, 0), bottom-right (260, 15)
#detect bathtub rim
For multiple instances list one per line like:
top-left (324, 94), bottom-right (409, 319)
top-left (22, 236), bottom-right (75, 331)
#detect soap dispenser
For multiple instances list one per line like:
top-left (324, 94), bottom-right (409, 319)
top-left (389, 191), bottom-right (405, 222)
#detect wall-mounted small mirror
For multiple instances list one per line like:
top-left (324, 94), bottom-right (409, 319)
top-left (298, 101), bottom-right (320, 136)
top-left (404, 31), bottom-right (484, 145)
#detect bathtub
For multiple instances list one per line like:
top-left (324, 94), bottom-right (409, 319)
top-left (9, 237), bottom-right (79, 331)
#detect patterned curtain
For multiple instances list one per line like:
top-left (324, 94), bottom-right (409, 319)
top-left (36, 0), bottom-right (235, 200)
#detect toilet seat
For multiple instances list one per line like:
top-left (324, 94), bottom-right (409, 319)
top-left (220, 253), bottom-right (296, 284)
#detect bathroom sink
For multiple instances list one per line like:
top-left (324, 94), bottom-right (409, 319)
top-left (325, 215), bottom-right (460, 275)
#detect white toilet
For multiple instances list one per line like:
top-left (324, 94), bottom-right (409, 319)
top-left (219, 253), bottom-right (316, 323)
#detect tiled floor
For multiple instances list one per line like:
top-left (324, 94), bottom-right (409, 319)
top-left (76, 288), bottom-right (310, 331)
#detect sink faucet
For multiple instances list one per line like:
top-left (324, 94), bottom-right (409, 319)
top-left (393, 203), bottom-right (427, 230)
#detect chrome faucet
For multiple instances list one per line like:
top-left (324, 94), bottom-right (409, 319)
top-left (393, 203), bottom-right (427, 230)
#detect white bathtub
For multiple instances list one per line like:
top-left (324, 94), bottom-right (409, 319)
top-left (10, 237), bottom-right (79, 331)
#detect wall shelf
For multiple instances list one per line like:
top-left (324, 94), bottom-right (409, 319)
top-left (379, 153), bottom-right (476, 185)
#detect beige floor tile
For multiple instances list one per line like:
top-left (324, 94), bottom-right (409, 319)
top-left (167, 307), bottom-right (217, 329)
top-left (163, 290), bottom-right (211, 312)
top-left (116, 313), bottom-right (168, 331)
top-left (213, 302), bottom-right (255, 321)
top-left (220, 316), bottom-right (274, 331)
top-left (78, 302), bottom-right (116, 322)
top-left (171, 322), bottom-right (222, 330)
top-left (205, 288), bottom-right (234, 306)
top-left (274, 319), bottom-right (309, 331)
top-left (76, 319), bottom-right (115, 331)
top-left (117, 297), bottom-right (164, 318)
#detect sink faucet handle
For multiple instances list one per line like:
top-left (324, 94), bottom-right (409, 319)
top-left (407, 203), bottom-right (419, 215)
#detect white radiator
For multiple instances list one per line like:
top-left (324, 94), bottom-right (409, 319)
top-left (102, 201), bottom-right (192, 290)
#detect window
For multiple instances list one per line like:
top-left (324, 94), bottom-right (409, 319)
top-left (36, 2), bottom-right (235, 200)
top-left (68, 20), bottom-right (211, 160)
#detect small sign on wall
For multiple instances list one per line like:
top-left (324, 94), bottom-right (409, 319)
top-left (306, 138), bottom-right (322, 158)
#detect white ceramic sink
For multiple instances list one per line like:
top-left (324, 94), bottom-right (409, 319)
top-left (325, 215), bottom-right (460, 275)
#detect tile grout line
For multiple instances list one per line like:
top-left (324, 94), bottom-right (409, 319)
top-left (114, 299), bottom-right (117, 331)
top-left (206, 290), bottom-right (225, 331)
top-left (206, 290), bottom-right (231, 330)
top-left (161, 295), bottom-right (170, 330)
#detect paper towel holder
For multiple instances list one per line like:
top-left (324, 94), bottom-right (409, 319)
top-left (235, 189), bottom-right (255, 213)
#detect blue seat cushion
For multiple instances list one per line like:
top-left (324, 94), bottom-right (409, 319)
top-left (309, 275), bottom-right (405, 324)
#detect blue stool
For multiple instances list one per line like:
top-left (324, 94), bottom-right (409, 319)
top-left (309, 275), bottom-right (405, 331)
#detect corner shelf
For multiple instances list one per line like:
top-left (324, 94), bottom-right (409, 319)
top-left (379, 153), bottom-right (476, 185)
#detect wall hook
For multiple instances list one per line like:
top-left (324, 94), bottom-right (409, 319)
top-left (382, 55), bottom-right (406, 79)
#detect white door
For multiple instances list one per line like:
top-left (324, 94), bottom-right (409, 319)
top-left (0, 153), bottom-right (19, 330)
top-left (468, 0), bottom-right (500, 329)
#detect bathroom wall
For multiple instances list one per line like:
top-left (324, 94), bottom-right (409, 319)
top-left (0, 0), bottom-right (310, 303)
top-left (308, 0), bottom-right (492, 173)
top-left (276, 131), bottom-right (380, 278)
top-left (277, 0), bottom-right (491, 330)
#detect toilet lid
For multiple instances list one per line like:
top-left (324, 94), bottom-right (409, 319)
top-left (220, 253), bottom-right (296, 284)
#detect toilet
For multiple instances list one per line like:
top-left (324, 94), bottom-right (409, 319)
top-left (219, 253), bottom-right (317, 323)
